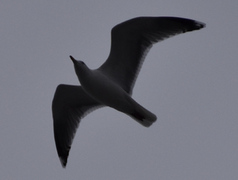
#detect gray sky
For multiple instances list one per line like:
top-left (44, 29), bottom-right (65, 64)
top-left (1, 0), bottom-right (237, 179)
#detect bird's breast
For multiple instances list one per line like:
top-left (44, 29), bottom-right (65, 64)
top-left (78, 70), bottom-right (131, 111)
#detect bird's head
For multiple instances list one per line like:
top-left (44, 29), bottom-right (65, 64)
top-left (70, 55), bottom-right (85, 66)
top-left (70, 55), bottom-right (89, 77)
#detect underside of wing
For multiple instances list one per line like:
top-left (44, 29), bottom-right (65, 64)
top-left (52, 84), bottom-right (102, 167)
top-left (99, 17), bottom-right (205, 94)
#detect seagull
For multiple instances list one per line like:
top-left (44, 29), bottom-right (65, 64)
top-left (52, 16), bottom-right (205, 167)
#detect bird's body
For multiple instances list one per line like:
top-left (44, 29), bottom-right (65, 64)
top-left (71, 57), bottom-right (156, 127)
top-left (52, 16), bottom-right (205, 167)
top-left (75, 65), bottom-right (127, 109)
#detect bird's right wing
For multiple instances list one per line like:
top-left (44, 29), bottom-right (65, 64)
top-left (52, 84), bottom-right (102, 167)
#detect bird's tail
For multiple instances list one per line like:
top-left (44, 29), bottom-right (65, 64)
top-left (127, 98), bottom-right (157, 127)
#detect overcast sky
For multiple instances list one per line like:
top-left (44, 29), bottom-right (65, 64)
top-left (1, 0), bottom-right (237, 179)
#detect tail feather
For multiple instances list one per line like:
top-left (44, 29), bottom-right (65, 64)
top-left (129, 103), bottom-right (157, 127)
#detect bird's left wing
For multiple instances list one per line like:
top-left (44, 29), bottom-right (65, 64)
top-left (99, 17), bottom-right (205, 94)
top-left (52, 84), bottom-right (102, 167)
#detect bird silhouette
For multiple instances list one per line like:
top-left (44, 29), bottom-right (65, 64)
top-left (52, 16), bottom-right (205, 167)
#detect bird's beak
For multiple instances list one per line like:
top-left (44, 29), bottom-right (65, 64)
top-left (70, 55), bottom-right (76, 64)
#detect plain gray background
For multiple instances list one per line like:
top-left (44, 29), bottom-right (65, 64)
top-left (1, 0), bottom-right (237, 179)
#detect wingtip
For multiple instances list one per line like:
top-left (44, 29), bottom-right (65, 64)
top-left (194, 20), bottom-right (206, 30)
top-left (59, 156), bottom-right (67, 168)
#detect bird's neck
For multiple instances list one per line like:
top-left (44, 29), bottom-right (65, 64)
top-left (75, 66), bottom-right (92, 85)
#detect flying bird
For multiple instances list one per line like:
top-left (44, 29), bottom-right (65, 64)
top-left (52, 16), bottom-right (205, 167)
